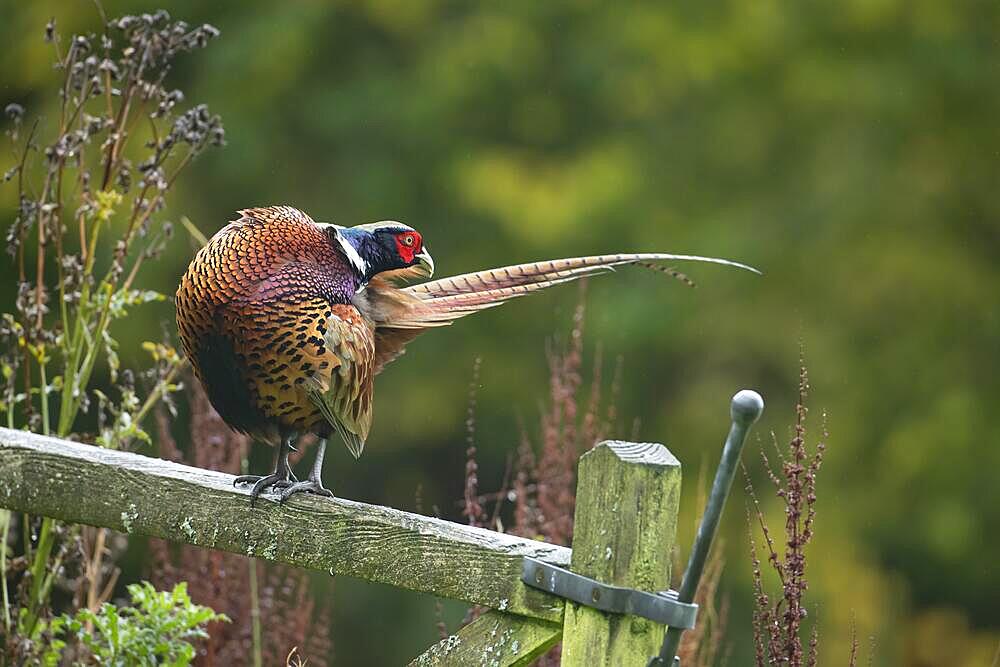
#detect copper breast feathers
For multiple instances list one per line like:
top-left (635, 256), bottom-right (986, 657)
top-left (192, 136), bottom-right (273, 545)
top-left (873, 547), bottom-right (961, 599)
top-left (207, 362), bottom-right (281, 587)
top-left (175, 206), bottom-right (375, 449)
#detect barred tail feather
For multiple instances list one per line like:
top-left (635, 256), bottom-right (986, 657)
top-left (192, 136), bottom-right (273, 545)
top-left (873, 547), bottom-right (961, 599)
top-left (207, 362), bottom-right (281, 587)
top-left (364, 252), bottom-right (759, 374)
top-left (417, 275), bottom-right (582, 314)
top-left (405, 253), bottom-right (757, 299)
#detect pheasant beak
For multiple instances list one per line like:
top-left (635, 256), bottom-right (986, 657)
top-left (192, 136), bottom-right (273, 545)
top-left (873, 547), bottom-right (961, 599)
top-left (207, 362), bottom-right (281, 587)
top-left (414, 246), bottom-right (435, 278)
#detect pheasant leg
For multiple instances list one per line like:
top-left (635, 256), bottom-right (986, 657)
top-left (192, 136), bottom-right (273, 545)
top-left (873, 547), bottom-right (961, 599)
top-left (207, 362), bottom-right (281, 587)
top-left (278, 438), bottom-right (334, 502)
top-left (234, 435), bottom-right (297, 506)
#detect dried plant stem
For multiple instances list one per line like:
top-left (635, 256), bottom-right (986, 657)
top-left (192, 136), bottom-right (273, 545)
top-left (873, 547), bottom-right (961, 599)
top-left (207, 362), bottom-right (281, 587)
top-left (4, 15), bottom-right (223, 656)
top-left (73, 548), bottom-right (122, 623)
top-left (848, 613), bottom-right (858, 667)
top-left (245, 453), bottom-right (264, 667)
top-left (100, 58), bottom-right (141, 191)
top-left (34, 169), bottom-right (53, 334)
top-left (15, 126), bottom-right (34, 284)
top-left (133, 360), bottom-right (185, 427)
top-left (745, 364), bottom-right (825, 666)
top-left (96, 565), bottom-right (119, 607)
top-left (1, 510), bottom-right (11, 632)
top-left (85, 527), bottom-right (108, 613)
top-left (249, 561), bottom-right (263, 667)
top-left (55, 179), bottom-right (70, 335)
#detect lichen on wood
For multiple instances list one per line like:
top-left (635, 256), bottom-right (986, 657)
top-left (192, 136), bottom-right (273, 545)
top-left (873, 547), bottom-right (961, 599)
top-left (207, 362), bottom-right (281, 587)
top-left (409, 610), bottom-right (560, 667)
top-left (560, 441), bottom-right (682, 666)
top-left (0, 427), bottom-right (569, 621)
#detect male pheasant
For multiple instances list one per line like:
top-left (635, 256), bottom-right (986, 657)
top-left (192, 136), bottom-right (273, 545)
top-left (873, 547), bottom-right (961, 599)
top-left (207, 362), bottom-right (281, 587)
top-left (176, 206), bottom-right (757, 504)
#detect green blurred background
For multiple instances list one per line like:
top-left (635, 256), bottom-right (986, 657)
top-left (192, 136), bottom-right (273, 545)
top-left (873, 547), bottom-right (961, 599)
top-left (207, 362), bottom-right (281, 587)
top-left (2, 1), bottom-right (998, 664)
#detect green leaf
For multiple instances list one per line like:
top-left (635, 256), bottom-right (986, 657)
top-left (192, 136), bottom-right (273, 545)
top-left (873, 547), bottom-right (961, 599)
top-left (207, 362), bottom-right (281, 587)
top-left (46, 581), bottom-right (227, 665)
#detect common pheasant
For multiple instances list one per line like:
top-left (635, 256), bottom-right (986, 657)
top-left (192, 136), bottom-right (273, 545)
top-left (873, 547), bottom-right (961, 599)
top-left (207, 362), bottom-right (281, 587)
top-left (175, 206), bottom-right (757, 504)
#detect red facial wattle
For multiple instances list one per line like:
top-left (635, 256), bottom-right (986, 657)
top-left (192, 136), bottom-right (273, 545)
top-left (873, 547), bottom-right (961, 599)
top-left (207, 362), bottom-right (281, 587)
top-left (395, 232), bottom-right (421, 264)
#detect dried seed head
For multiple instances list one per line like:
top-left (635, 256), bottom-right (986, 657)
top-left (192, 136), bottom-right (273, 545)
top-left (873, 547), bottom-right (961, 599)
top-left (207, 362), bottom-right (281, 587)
top-left (4, 103), bottom-right (24, 122)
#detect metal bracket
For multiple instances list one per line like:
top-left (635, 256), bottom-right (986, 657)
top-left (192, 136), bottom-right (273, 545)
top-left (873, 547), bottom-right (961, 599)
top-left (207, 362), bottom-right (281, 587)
top-left (521, 557), bottom-right (698, 629)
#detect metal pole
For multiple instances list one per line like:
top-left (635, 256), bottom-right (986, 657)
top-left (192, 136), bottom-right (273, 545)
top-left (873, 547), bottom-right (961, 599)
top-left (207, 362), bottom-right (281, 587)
top-left (650, 389), bottom-right (764, 666)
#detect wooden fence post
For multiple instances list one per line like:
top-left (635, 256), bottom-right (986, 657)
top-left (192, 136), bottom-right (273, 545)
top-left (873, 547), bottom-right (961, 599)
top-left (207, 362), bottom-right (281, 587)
top-left (560, 441), bottom-right (682, 666)
top-left (409, 611), bottom-right (560, 667)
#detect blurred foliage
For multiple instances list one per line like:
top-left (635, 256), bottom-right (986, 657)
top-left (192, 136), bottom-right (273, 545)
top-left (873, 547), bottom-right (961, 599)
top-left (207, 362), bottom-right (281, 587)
top-left (44, 582), bottom-right (228, 666)
top-left (2, 1), bottom-right (997, 665)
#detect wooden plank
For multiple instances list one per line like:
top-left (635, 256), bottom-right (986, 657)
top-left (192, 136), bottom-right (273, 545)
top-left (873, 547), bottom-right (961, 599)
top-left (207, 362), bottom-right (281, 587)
top-left (409, 611), bottom-right (560, 667)
top-left (560, 441), bottom-right (682, 666)
top-left (0, 428), bottom-right (569, 622)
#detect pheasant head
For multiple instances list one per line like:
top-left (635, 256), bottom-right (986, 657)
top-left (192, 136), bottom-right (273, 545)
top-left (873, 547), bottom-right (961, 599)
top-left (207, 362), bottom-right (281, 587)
top-left (325, 221), bottom-right (435, 282)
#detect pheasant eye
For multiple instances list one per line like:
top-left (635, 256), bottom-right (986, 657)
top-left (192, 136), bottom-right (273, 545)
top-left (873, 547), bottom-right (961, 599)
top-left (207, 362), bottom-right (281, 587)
top-left (401, 234), bottom-right (415, 247)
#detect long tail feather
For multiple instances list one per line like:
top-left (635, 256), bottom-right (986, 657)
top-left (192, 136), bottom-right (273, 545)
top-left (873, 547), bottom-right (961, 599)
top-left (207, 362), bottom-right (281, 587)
top-left (402, 253), bottom-right (758, 313)
top-left (418, 275), bottom-right (581, 314)
top-left (365, 252), bottom-right (758, 374)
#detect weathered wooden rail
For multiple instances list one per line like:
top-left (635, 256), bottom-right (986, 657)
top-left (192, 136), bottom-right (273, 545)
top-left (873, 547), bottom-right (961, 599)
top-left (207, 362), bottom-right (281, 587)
top-left (0, 391), bottom-right (762, 665)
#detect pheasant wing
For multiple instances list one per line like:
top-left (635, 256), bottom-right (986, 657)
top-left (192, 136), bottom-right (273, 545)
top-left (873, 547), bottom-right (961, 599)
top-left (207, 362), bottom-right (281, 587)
top-left (219, 292), bottom-right (375, 458)
top-left (304, 304), bottom-right (376, 459)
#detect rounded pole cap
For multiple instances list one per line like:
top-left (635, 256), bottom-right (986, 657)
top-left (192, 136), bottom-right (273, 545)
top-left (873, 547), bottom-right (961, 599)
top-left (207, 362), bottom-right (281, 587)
top-left (731, 389), bottom-right (764, 425)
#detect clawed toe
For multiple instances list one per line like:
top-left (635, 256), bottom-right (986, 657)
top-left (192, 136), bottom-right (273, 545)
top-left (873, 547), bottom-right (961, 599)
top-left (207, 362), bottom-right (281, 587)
top-left (234, 474), bottom-right (262, 486)
top-left (239, 436), bottom-right (332, 508)
top-left (250, 473), bottom-right (290, 506)
top-left (278, 479), bottom-right (334, 503)
top-left (233, 474), bottom-right (299, 506)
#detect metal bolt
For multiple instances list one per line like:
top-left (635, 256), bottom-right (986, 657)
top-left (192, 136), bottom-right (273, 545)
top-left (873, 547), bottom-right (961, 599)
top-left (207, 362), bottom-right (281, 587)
top-left (535, 569), bottom-right (544, 584)
top-left (591, 587), bottom-right (601, 603)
